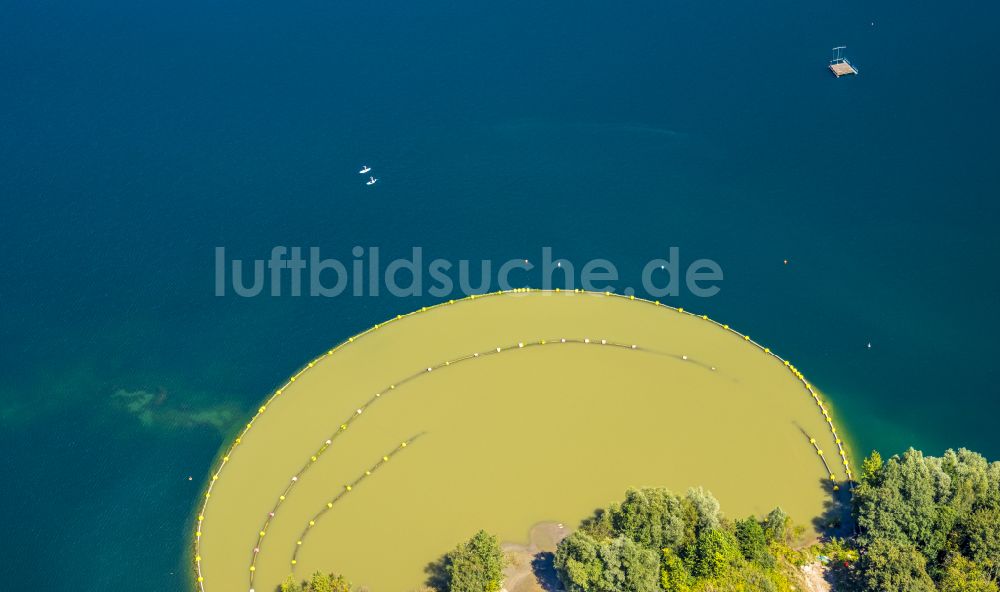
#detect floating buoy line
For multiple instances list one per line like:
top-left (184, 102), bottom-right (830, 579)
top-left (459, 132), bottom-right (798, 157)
top-left (287, 436), bottom-right (422, 571)
top-left (191, 288), bottom-right (853, 592)
top-left (243, 336), bottom-right (641, 590)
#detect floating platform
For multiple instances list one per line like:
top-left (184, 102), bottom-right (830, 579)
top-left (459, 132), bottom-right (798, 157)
top-left (829, 46), bottom-right (858, 77)
top-left (830, 60), bottom-right (858, 77)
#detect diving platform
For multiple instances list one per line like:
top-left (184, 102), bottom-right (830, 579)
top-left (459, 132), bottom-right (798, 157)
top-left (829, 46), bottom-right (858, 77)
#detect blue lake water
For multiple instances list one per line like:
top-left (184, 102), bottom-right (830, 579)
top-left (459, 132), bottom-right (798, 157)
top-left (1, 0), bottom-right (998, 590)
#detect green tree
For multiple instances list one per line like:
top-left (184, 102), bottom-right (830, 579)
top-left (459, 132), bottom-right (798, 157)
top-left (684, 487), bottom-right (721, 535)
top-left (762, 507), bottom-right (788, 544)
top-left (446, 530), bottom-right (506, 592)
top-left (555, 489), bottom-right (801, 592)
top-left (678, 497), bottom-right (699, 552)
top-left (309, 572), bottom-right (333, 592)
top-left (580, 507), bottom-right (615, 541)
top-left (861, 450), bottom-right (883, 485)
top-left (554, 531), bottom-right (658, 592)
top-left (692, 527), bottom-right (742, 579)
top-left (966, 507), bottom-right (1000, 583)
top-left (939, 554), bottom-right (998, 592)
top-left (854, 448), bottom-right (951, 559)
top-left (859, 538), bottom-right (935, 592)
top-left (611, 536), bottom-right (660, 592)
top-left (609, 488), bottom-right (686, 553)
top-left (734, 517), bottom-right (773, 567)
top-left (307, 572), bottom-right (351, 592)
top-left (660, 548), bottom-right (691, 592)
top-left (280, 575), bottom-right (304, 592)
top-left (851, 447), bottom-right (1000, 591)
top-left (555, 530), bottom-right (602, 590)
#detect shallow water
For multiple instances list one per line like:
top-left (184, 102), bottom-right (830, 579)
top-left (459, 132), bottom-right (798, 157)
top-left (199, 292), bottom-right (844, 591)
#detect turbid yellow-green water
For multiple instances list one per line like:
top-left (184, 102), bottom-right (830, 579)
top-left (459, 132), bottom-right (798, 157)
top-left (195, 290), bottom-right (848, 592)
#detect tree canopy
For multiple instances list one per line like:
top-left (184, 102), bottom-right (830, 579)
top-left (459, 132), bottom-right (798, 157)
top-left (279, 572), bottom-right (352, 592)
top-left (444, 530), bottom-right (506, 592)
top-left (853, 447), bottom-right (1000, 591)
top-left (556, 487), bottom-right (791, 592)
top-left (554, 530), bottom-right (660, 592)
